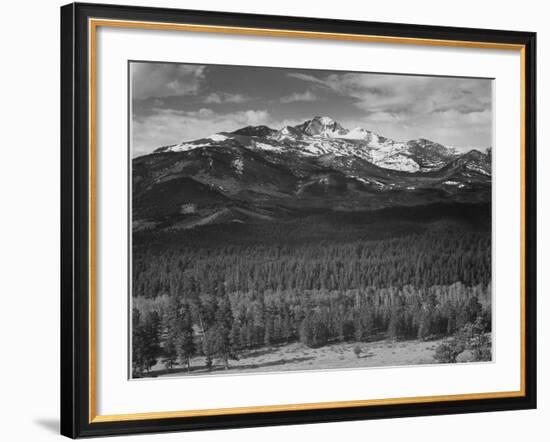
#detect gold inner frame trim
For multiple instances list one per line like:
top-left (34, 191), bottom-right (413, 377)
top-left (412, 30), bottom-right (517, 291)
top-left (88, 18), bottom-right (527, 424)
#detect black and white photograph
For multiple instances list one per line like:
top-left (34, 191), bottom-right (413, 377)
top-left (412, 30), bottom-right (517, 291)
top-left (130, 61), bottom-right (493, 379)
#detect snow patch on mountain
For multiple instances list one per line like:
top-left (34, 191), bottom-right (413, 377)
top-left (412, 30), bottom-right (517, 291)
top-left (374, 155), bottom-right (420, 172)
top-left (351, 176), bottom-right (385, 187)
top-left (466, 163), bottom-right (490, 176)
top-left (338, 127), bottom-right (373, 140)
top-left (207, 134), bottom-right (228, 142)
top-left (318, 116), bottom-right (335, 125)
top-left (169, 142), bottom-right (210, 152)
top-left (232, 157), bottom-right (244, 175)
top-left (253, 141), bottom-right (285, 152)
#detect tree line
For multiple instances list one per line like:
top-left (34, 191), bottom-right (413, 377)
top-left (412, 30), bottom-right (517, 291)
top-left (133, 229), bottom-right (490, 299)
top-left (132, 281), bottom-right (491, 376)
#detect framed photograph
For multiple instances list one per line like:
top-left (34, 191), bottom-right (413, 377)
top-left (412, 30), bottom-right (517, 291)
top-left (60, 2), bottom-right (536, 438)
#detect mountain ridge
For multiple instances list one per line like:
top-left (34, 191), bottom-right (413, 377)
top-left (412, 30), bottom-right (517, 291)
top-left (135, 116), bottom-right (491, 231)
top-left (153, 116), bottom-right (487, 174)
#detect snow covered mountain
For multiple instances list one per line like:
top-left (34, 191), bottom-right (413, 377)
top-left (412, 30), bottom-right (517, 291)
top-left (155, 116), bottom-right (464, 173)
top-left (136, 116), bottom-right (491, 230)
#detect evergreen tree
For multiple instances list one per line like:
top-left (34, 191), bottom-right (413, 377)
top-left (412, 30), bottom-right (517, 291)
top-left (162, 335), bottom-right (178, 371)
top-left (132, 309), bottom-right (160, 376)
top-left (211, 294), bottom-right (237, 369)
top-left (175, 301), bottom-right (196, 373)
top-left (162, 297), bottom-right (179, 370)
top-left (132, 308), bottom-right (146, 376)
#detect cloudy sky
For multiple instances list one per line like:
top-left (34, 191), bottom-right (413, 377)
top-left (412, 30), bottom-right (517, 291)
top-left (131, 61), bottom-right (493, 157)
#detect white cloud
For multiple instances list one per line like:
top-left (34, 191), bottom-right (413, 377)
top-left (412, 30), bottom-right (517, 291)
top-left (280, 91), bottom-right (317, 103)
top-left (204, 92), bottom-right (249, 104)
top-left (287, 71), bottom-right (491, 117)
top-left (166, 107), bottom-right (215, 118)
top-left (237, 110), bottom-right (271, 125)
top-left (362, 111), bottom-right (404, 123)
top-left (131, 63), bottom-right (206, 100)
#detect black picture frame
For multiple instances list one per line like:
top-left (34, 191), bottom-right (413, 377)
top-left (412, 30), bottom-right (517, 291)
top-left (61, 2), bottom-right (537, 438)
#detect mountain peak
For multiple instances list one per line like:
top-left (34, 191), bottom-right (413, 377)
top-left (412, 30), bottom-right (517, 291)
top-left (231, 125), bottom-right (276, 137)
top-left (314, 116), bottom-right (337, 125)
top-left (295, 116), bottom-right (347, 137)
top-left (462, 149), bottom-right (486, 159)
